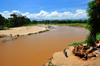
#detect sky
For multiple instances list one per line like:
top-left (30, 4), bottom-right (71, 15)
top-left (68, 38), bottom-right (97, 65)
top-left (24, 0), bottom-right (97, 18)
top-left (0, 0), bottom-right (92, 20)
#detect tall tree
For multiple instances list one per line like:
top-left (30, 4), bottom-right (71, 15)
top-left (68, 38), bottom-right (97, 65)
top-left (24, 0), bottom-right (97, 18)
top-left (85, 0), bottom-right (100, 46)
top-left (0, 14), bottom-right (5, 28)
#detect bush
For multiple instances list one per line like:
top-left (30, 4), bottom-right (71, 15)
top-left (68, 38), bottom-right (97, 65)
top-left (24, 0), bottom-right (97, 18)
top-left (39, 30), bottom-right (49, 33)
top-left (17, 34), bottom-right (19, 37)
top-left (0, 28), bottom-right (6, 30)
top-left (27, 33), bottom-right (33, 35)
top-left (39, 31), bottom-right (44, 33)
top-left (34, 32), bottom-right (37, 34)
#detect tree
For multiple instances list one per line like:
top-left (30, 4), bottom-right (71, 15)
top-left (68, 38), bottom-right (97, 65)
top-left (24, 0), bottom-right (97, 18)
top-left (32, 20), bottom-right (37, 24)
top-left (0, 14), bottom-right (5, 28)
top-left (85, 0), bottom-right (100, 47)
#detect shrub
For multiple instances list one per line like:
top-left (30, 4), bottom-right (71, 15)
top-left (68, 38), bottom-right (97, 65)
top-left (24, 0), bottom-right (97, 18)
top-left (17, 34), bottom-right (19, 37)
top-left (39, 30), bottom-right (49, 33)
top-left (39, 31), bottom-right (44, 33)
top-left (0, 28), bottom-right (6, 30)
top-left (27, 33), bottom-right (33, 35)
top-left (34, 32), bottom-right (37, 34)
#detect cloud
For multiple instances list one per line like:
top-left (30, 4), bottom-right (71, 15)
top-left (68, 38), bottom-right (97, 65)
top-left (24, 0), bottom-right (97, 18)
top-left (0, 9), bottom-right (88, 19)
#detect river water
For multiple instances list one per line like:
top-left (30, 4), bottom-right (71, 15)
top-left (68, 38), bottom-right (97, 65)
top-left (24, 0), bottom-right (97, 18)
top-left (0, 25), bottom-right (89, 66)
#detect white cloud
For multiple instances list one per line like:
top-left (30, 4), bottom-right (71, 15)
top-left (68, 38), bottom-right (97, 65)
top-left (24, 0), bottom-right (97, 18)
top-left (0, 9), bottom-right (88, 19)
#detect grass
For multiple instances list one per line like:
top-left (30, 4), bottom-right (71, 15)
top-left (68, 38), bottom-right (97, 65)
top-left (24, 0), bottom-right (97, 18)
top-left (22, 24), bottom-right (37, 27)
top-left (48, 61), bottom-right (56, 66)
top-left (0, 28), bottom-right (7, 30)
top-left (34, 32), bottom-right (37, 34)
top-left (69, 41), bottom-right (87, 46)
top-left (39, 30), bottom-right (49, 33)
top-left (27, 33), bottom-right (33, 35)
top-left (56, 23), bottom-right (87, 26)
top-left (66, 23), bottom-right (87, 26)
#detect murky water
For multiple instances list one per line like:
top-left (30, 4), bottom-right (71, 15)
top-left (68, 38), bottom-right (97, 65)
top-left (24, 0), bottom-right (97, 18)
top-left (0, 25), bottom-right (89, 66)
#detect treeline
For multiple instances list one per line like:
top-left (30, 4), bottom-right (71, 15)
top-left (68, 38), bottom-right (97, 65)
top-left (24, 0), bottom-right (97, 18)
top-left (32, 20), bottom-right (87, 24)
top-left (0, 13), bottom-right (87, 29)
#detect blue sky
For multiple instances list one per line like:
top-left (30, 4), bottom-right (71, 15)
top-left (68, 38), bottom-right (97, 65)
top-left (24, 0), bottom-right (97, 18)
top-left (0, 0), bottom-right (92, 20)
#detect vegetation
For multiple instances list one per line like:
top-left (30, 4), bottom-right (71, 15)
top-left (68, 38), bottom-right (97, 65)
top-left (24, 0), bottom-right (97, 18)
top-left (34, 32), bottom-right (37, 34)
top-left (48, 61), bottom-right (56, 66)
top-left (17, 34), bottom-right (19, 37)
top-left (66, 23), bottom-right (87, 26)
top-left (22, 24), bottom-right (37, 27)
top-left (27, 33), bottom-right (33, 35)
top-left (85, 0), bottom-right (100, 47)
top-left (69, 41), bottom-right (87, 46)
top-left (39, 30), bottom-right (49, 33)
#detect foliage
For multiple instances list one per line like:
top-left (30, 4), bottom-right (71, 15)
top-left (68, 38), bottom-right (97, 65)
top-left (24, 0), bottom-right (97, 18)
top-left (85, 0), bottom-right (100, 46)
top-left (66, 23), bottom-right (87, 26)
top-left (34, 32), bottom-right (37, 34)
top-left (22, 24), bottom-right (37, 27)
top-left (39, 30), bottom-right (49, 33)
top-left (69, 41), bottom-right (87, 46)
top-left (48, 61), bottom-right (56, 66)
top-left (0, 28), bottom-right (6, 30)
top-left (17, 34), bottom-right (19, 37)
top-left (27, 33), bottom-right (33, 35)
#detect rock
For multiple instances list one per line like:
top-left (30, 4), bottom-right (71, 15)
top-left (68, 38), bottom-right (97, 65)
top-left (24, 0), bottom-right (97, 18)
top-left (72, 44), bottom-right (96, 60)
top-left (72, 44), bottom-right (87, 58)
top-left (88, 53), bottom-right (96, 58)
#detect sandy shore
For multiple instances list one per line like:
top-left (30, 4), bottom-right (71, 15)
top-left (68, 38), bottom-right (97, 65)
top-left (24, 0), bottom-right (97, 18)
top-left (0, 25), bottom-right (53, 44)
top-left (0, 26), bottom-right (47, 36)
top-left (45, 44), bottom-right (100, 66)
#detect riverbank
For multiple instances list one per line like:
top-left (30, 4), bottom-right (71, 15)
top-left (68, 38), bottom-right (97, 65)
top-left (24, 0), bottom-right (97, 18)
top-left (44, 43), bottom-right (100, 66)
top-left (0, 25), bottom-right (54, 44)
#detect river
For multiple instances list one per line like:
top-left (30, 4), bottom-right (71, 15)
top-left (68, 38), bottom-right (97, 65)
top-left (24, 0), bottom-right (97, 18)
top-left (0, 25), bottom-right (89, 66)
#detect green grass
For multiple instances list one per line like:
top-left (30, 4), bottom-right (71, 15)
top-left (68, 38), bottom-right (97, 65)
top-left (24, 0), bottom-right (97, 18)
top-left (22, 24), bottom-right (37, 27)
top-left (66, 23), bottom-right (87, 26)
top-left (27, 33), bottom-right (33, 35)
top-left (0, 28), bottom-right (7, 30)
top-left (56, 23), bottom-right (87, 26)
top-left (34, 32), bottom-right (37, 34)
top-left (48, 61), bottom-right (56, 66)
top-left (96, 33), bottom-right (100, 40)
top-left (39, 30), bottom-right (49, 33)
top-left (69, 41), bottom-right (87, 46)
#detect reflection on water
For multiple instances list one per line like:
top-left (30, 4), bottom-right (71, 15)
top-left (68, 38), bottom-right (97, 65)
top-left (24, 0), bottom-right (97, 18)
top-left (0, 25), bottom-right (89, 66)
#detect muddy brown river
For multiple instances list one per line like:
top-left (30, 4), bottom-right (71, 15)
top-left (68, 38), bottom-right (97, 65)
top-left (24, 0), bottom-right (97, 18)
top-left (0, 25), bottom-right (89, 66)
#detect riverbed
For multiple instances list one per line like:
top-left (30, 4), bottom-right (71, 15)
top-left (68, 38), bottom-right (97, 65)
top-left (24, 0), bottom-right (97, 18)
top-left (0, 25), bottom-right (89, 66)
